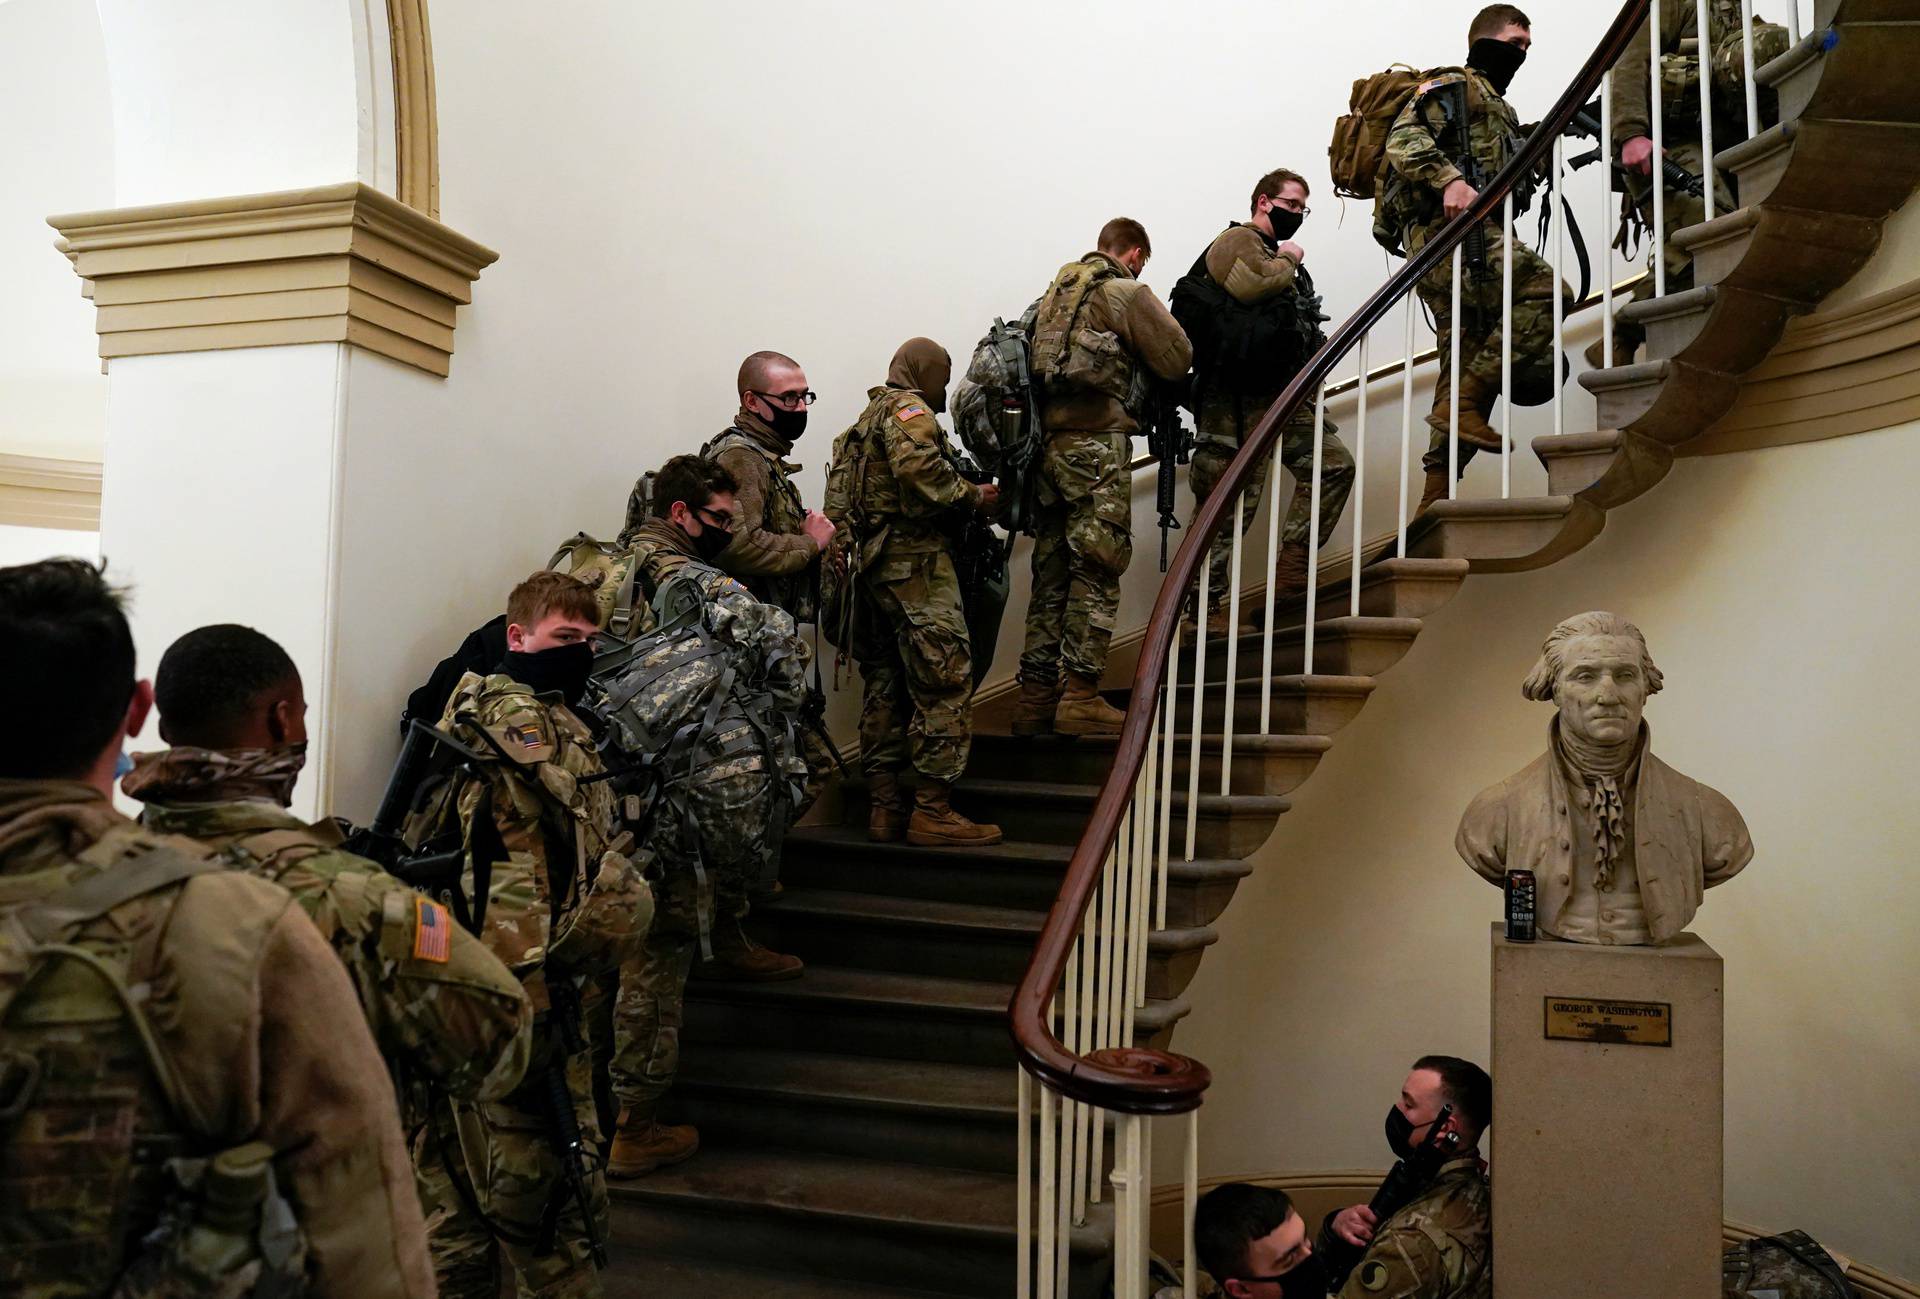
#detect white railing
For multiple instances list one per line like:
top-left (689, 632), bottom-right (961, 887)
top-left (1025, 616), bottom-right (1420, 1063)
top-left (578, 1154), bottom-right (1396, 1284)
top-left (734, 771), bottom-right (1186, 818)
top-left (1014, 3), bottom-right (1794, 1292)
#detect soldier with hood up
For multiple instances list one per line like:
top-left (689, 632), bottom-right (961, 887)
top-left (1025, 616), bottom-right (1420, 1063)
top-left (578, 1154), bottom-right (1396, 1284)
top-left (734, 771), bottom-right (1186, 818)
top-left (823, 338), bottom-right (1003, 848)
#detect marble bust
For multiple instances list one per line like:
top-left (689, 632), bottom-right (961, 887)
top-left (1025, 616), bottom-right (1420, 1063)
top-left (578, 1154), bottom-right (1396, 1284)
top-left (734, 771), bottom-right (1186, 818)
top-left (1456, 612), bottom-right (1752, 945)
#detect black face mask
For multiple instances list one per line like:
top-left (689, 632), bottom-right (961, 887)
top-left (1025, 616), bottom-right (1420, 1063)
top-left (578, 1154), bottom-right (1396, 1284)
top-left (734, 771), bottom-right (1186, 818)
top-left (689, 521), bottom-right (732, 563)
top-left (1385, 1105), bottom-right (1420, 1161)
top-left (764, 406), bottom-right (809, 441)
top-left (1467, 36), bottom-right (1526, 95)
top-left (1277, 1253), bottom-right (1330, 1299)
top-left (500, 641), bottom-right (595, 707)
top-left (1266, 208), bottom-right (1304, 241)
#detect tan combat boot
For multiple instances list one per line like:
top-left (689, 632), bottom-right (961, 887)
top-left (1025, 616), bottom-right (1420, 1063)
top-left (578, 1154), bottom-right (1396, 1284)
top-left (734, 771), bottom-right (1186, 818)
top-left (696, 919), bottom-right (803, 982)
top-left (1204, 603), bottom-right (1254, 638)
top-left (1424, 372), bottom-right (1503, 452)
top-left (607, 1106), bottom-right (700, 1178)
top-left (867, 768), bottom-right (910, 843)
top-left (1269, 539), bottom-right (1312, 598)
top-left (1010, 676), bottom-right (1062, 737)
top-left (906, 778), bottom-right (1003, 847)
top-left (1417, 468), bottom-right (1452, 516)
top-left (1054, 671), bottom-right (1125, 738)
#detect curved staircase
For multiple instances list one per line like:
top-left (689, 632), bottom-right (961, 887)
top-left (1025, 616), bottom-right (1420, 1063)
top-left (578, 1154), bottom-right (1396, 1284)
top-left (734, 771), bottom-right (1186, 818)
top-left (602, 3), bottom-right (1920, 1293)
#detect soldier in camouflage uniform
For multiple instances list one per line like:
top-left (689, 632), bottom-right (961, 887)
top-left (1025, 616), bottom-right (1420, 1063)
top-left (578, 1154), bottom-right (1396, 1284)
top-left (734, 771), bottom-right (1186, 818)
top-left (1191, 1182), bottom-right (1325, 1297)
top-left (824, 338), bottom-right (1003, 846)
top-left (601, 454), bottom-right (811, 1179)
top-left (415, 571), bottom-right (652, 1299)
top-left (0, 559), bottom-right (435, 1299)
top-left (1016, 218), bottom-right (1192, 738)
top-left (123, 623), bottom-right (534, 1113)
top-left (1597, 1), bottom-right (1788, 366)
top-left (1189, 170), bottom-right (1354, 635)
top-left (1322, 1056), bottom-right (1492, 1299)
top-left (1380, 5), bottom-right (1572, 515)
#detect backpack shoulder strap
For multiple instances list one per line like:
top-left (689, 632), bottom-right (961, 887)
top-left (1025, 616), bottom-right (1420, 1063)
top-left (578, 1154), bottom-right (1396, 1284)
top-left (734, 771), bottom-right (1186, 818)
top-left (13, 842), bottom-right (222, 946)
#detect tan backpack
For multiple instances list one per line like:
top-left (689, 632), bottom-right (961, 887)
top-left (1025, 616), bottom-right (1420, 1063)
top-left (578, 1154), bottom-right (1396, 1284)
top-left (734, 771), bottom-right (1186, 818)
top-left (1329, 64), bottom-right (1425, 200)
top-left (547, 532), bottom-right (641, 637)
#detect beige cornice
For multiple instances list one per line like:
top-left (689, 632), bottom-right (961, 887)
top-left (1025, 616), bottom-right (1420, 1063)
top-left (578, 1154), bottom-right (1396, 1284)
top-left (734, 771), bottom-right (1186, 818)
top-left (389, 0), bottom-right (440, 218)
top-left (47, 182), bottom-right (497, 377)
top-left (0, 454), bottom-right (102, 531)
top-left (1686, 273), bottom-right (1920, 456)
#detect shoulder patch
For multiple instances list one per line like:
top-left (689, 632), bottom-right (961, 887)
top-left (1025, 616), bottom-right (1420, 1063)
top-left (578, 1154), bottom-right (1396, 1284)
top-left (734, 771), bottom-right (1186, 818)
top-left (1358, 1259), bottom-right (1391, 1291)
top-left (502, 720), bottom-right (550, 755)
top-left (412, 895), bottom-right (452, 963)
top-left (894, 405), bottom-right (928, 424)
top-left (1418, 72), bottom-right (1465, 93)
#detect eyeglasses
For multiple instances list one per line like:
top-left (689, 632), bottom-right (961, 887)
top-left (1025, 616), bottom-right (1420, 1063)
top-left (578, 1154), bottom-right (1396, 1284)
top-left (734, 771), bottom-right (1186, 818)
top-left (1272, 199), bottom-right (1311, 218)
top-left (696, 506), bottom-right (734, 532)
top-left (753, 388), bottom-right (817, 410)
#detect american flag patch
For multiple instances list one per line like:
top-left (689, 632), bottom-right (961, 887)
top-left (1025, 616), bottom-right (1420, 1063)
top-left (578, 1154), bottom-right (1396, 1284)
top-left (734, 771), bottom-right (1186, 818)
top-left (412, 896), bottom-right (452, 963)
top-left (894, 405), bottom-right (927, 423)
top-left (505, 722), bottom-right (547, 753)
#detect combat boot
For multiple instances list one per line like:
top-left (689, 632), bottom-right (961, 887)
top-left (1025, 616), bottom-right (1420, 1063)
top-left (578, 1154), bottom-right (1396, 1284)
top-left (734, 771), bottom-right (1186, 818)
top-left (607, 1107), bottom-right (700, 1178)
top-left (1204, 602), bottom-right (1255, 638)
top-left (697, 920), bottom-right (803, 982)
top-left (906, 778), bottom-right (1003, 847)
top-left (1417, 468), bottom-right (1452, 515)
top-left (1425, 372), bottom-right (1503, 452)
top-left (1010, 676), bottom-right (1062, 737)
top-left (1270, 539), bottom-right (1312, 598)
top-left (867, 768), bottom-right (909, 842)
top-left (1054, 671), bottom-right (1125, 738)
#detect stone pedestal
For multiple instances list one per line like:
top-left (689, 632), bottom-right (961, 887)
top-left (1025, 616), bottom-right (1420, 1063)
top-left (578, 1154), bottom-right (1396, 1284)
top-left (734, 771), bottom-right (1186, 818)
top-left (1489, 924), bottom-right (1723, 1299)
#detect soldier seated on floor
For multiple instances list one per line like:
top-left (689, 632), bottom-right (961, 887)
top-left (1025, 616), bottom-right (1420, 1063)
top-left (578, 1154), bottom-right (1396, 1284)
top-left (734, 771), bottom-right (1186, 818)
top-left (1193, 1182), bottom-right (1324, 1298)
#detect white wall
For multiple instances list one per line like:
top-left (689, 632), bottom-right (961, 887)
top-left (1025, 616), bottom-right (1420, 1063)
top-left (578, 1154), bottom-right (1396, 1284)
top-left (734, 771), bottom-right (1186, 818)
top-left (1166, 421), bottom-right (1920, 1277)
top-left (0, 0), bottom-right (112, 463)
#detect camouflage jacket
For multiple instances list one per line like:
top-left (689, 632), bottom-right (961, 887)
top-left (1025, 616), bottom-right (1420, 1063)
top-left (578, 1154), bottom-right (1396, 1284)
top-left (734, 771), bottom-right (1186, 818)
top-left (1611, 0), bottom-right (1786, 142)
top-left (1335, 1157), bottom-right (1491, 1299)
top-left (0, 780), bottom-right (434, 1299)
top-left (123, 749), bottom-right (534, 1104)
top-left (437, 673), bottom-right (652, 1014)
top-left (1381, 67), bottom-right (1530, 244)
top-left (622, 517), bottom-right (811, 710)
top-left (827, 385), bottom-right (983, 559)
top-left (703, 411), bottom-right (819, 620)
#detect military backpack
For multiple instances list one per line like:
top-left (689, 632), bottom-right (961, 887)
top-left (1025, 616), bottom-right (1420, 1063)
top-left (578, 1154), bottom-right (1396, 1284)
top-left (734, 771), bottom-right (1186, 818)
top-left (1328, 63), bottom-right (1425, 199)
top-left (1030, 257), bottom-right (1136, 405)
top-left (1723, 1230), bottom-right (1858, 1298)
top-left (1169, 230), bottom-right (1329, 400)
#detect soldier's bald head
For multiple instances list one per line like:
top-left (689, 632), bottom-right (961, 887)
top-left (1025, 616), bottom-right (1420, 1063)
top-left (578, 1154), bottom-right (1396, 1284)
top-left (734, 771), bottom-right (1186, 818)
top-left (738, 350), bottom-right (803, 399)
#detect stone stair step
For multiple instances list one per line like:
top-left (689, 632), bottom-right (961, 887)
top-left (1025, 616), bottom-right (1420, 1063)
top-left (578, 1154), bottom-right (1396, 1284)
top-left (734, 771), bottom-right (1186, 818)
top-left (1761, 24), bottom-right (1833, 124)
top-left (602, 1252), bottom-right (955, 1299)
top-left (683, 964), bottom-right (1189, 1063)
top-left (1577, 359), bottom-right (1744, 444)
top-left (1614, 282), bottom-right (1801, 376)
top-left (943, 776), bottom-right (1289, 858)
top-left (608, 1147), bottom-right (1108, 1296)
top-left (1407, 494), bottom-right (1607, 573)
top-left (1208, 615), bottom-right (1423, 681)
top-left (778, 826), bottom-right (1253, 929)
top-left (673, 1044), bottom-right (1019, 1173)
top-left (1530, 429), bottom-right (1675, 508)
top-left (969, 729), bottom-right (1332, 798)
top-left (1143, 672), bottom-right (1375, 738)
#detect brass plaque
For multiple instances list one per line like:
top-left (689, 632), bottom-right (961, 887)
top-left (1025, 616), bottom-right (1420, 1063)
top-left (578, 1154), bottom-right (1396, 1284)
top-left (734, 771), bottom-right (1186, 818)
top-left (1543, 996), bottom-right (1672, 1047)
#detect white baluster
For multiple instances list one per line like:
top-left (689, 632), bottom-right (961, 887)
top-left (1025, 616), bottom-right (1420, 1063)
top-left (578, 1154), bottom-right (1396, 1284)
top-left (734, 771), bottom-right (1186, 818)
top-left (1652, 0), bottom-right (1666, 297)
top-left (1092, 845), bottom-right (1117, 1204)
top-left (1132, 768), bottom-right (1153, 1011)
top-left (1741, 0), bottom-right (1760, 139)
top-left (1074, 920), bottom-right (1096, 1223)
top-left (1448, 244), bottom-right (1464, 490)
top-left (1185, 566), bottom-right (1206, 863)
top-left (1111, 1115), bottom-right (1144, 1299)
top-left (1501, 190), bottom-right (1514, 498)
top-left (1302, 386), bottom-right (1326, 675)
top-left (1553, 134), bottom-right (1566, 442)
top-left (1787, 0), bottom-right (1801, 43)
top-left (1183, 1109), bottom-right (1200, 1299)
top-left (1158, 630), bottom-right (1178, 927)
top-left (1038, 1054), bottom-right (1056, 1299)
top-left (1259, 436), bottom-right (1283, 733)
top-left (1602, 70), bottom-right (1615, 368)
top-left (1061, 937), bottom-right (1082, 1232)
top-left (1350, 333), bottom-right (1369, 615)
top-left (1019, 1068), bottom-right (1033, 1299)
top-left (1398, 292), bottom-right (1415, 556)
top-left (1220, 492), bottom-right (1243, 797)
top-left (1697, 0), bottom-right (1717, 223)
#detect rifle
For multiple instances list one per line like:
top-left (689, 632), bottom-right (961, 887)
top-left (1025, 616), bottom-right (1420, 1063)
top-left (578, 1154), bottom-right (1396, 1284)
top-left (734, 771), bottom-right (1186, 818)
top-left (535, 972), bottom-right (608, 1269)
top-left (1143, 376), bottom-right (1193, 572)
top-left (1317, 1104), bottom-right (1462, 1290)
top-left (1435, 81), bottom-right (1493, 330)
top-left (949, 452), bottom-right (1012, 684)
top-left (1564, 97), bottom-right (1707, 198)
top-left (990, 316), bottom-right (1046, 542)
top-left (344, 719), bottom-right (494, 933)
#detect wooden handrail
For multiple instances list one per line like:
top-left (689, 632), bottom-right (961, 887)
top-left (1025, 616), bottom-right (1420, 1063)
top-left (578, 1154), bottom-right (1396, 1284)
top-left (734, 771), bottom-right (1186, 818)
top-left (1009, 0), bottom-right (1654, 1115)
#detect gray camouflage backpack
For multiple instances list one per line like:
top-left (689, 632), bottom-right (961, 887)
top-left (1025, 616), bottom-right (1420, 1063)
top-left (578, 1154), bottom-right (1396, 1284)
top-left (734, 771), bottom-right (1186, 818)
top-left (1723, 1231), bottom-right (1857, 1298)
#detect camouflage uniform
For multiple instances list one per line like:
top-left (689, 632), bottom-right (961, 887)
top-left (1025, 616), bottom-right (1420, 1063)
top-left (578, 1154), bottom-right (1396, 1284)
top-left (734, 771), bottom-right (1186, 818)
top-left (1383, 68), bottom-right (1572, 475)
top-left (123, 745), bottom-right (534, 1108)
top-left (828, 381), bottom-right (983, 782)
top-left (1023, 251), bottom-right (1192, 685)
top-left (1334, 1158), bottom-right (1491, 1299)
top-left (417, 673), bottom-right (652, 1299)
top-left (1609, 3), bottom-right (1785, 344)
top-left (1189, 224), bottom-right (1354, 603)
top-left (603, 516), bottom-right (812, 1125)
top-left (0, 780), bottom-right (435, 1298)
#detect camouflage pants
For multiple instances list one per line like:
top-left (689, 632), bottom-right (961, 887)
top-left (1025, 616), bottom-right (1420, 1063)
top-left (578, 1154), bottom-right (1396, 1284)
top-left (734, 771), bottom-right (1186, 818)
top-left (1189, 391), bottom-right (1353, 604)
top-left (415, 1046), bottom-right (609, 1299)
top-left (1019, 429), bottom-right (1132, 683)
top-left (1408, 220), bottom-right (1570, 475)
top-left (605, 854), bottom-right (751, 1117)
top-left (855, 545), bottom-right (974, 783)
top-left (1617, 136), bottom-right (1737, 342)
